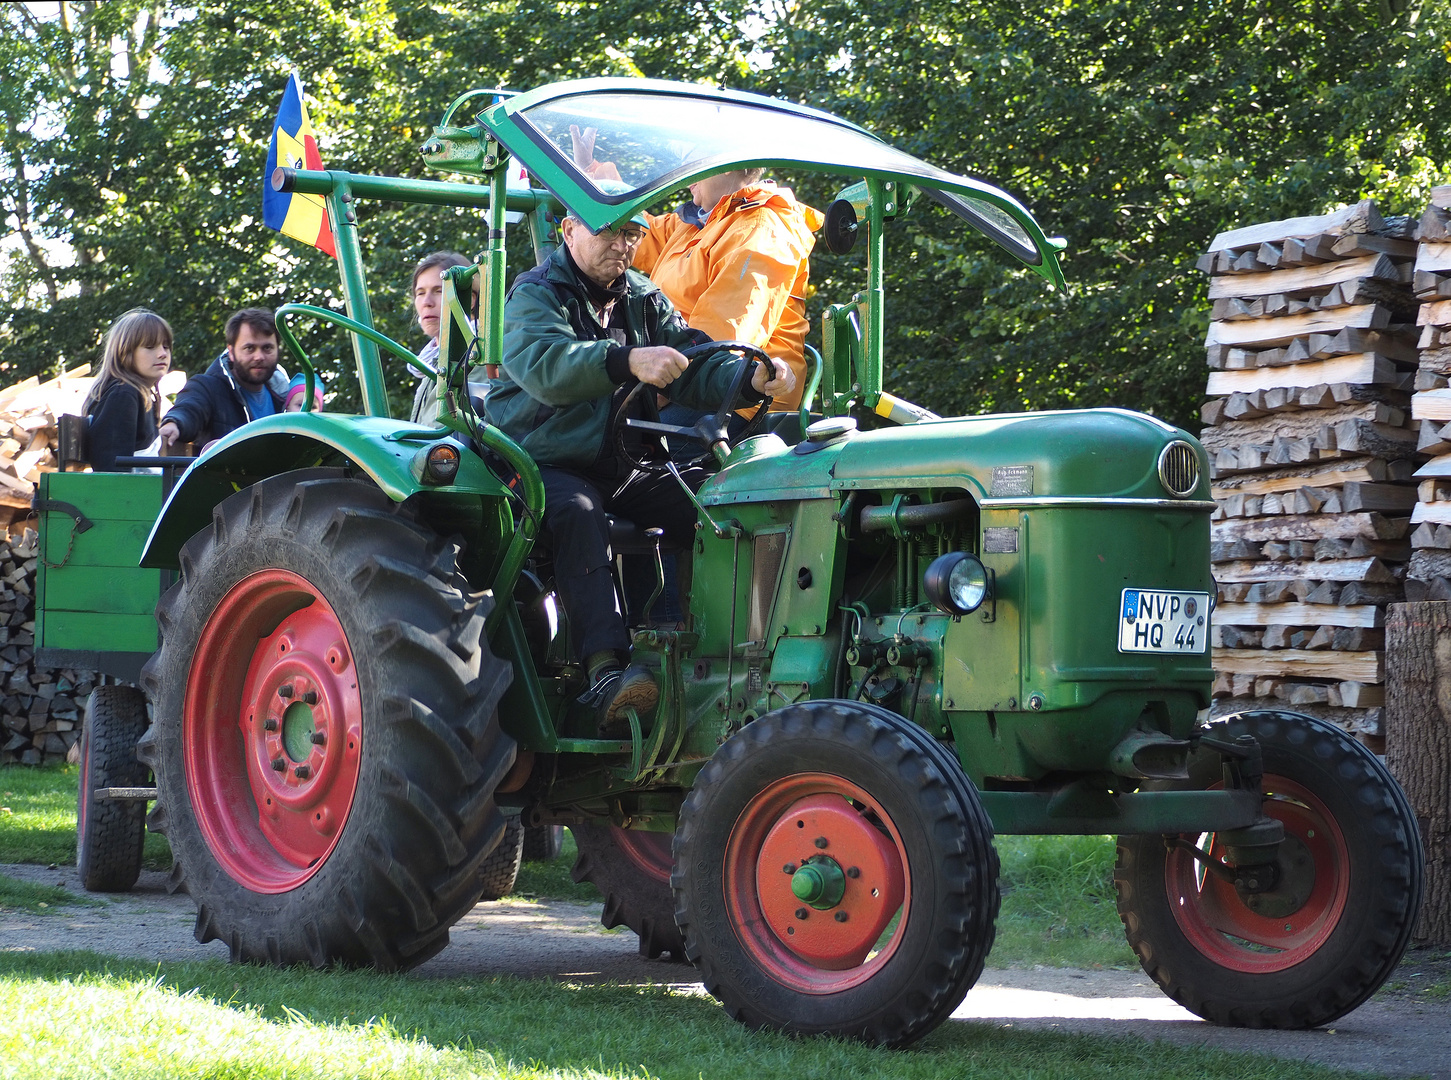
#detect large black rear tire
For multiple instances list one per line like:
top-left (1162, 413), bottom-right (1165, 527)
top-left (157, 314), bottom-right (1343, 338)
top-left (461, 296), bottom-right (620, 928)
top-left (674, 700), bottom-right (999, 1047)
top-left (136, 472), bottom-right (515, 970)
top-left (76, 685), bottom-right (150, 892)
top-left (1115, 710), bottom-right (1423, 1028)
top-left (571, 823), bottom-right (685, 959)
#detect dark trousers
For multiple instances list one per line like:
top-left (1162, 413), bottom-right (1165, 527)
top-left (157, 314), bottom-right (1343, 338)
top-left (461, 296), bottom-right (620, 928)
top-left (539, 463), bottom-right (705, 662)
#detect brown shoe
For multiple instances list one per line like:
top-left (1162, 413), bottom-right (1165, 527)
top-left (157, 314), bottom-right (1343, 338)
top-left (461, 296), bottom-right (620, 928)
top-left (579, 664), bottom-right (659, 737)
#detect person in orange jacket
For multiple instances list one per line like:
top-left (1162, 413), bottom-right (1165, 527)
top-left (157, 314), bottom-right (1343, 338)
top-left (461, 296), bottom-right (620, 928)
top-left (570, 126), bottom-right (823, 415)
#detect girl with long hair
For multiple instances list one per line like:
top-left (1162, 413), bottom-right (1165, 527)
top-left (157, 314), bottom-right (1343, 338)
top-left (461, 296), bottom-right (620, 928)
top-left (83, 307), bottom-right (172, 471)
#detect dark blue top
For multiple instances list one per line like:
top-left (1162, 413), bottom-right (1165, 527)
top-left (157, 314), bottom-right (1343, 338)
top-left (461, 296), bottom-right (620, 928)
top-left (85, 381), bottom-right (157, 472)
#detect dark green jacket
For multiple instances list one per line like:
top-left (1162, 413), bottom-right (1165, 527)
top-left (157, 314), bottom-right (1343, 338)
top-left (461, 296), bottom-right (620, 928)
top-left (488, 246), bottom-right (757, 470)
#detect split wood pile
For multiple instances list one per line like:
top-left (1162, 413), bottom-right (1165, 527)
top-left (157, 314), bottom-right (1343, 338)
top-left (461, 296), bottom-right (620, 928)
top-left (0, 366), bottom-right (97, 765)
top-left (0, 527), bottom-right (99, 765)
top-left (1199, 199), bottom-right (1423, 743)
top-left (0, 365), bottom-right (92, 537)
top-left (1406, 185), bottom-right (1451, 600)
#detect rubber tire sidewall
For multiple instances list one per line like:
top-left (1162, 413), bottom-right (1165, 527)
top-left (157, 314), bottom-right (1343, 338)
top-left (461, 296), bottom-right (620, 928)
top-left (1115, 710), bottom-right (1423, 1028)
top-left (76, 685), bottom-right (150, 892)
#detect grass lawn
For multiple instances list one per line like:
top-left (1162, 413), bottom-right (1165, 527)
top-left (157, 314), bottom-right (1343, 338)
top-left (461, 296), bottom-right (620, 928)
top-left (0, 950), bottom-right (1381, 1080)
top-left (0, 762), bottom-right (170, 871)
top-left (0, 763), bottom-right (1402, 1078)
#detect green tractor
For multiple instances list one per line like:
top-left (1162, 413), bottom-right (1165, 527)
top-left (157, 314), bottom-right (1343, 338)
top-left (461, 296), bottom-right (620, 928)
top-left (36, 79), bottom-right (1421, 1047)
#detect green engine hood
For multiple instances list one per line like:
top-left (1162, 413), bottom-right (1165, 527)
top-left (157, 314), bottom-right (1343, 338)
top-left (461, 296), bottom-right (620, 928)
top-left (702, 409), bottom-right (1210, 505)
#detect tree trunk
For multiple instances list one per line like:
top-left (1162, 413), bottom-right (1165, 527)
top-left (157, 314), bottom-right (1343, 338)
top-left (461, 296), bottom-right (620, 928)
top-left (1385, 601), bottom-right (1451, 946)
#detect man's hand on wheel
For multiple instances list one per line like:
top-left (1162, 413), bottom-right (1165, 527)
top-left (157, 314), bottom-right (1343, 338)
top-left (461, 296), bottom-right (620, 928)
top-left (628, 345), bottom-right (690, 388)
top-left (752, 357), bottom-right (795, 399)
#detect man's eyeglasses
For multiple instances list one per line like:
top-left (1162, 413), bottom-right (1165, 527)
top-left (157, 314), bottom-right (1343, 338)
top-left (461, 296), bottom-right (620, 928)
top-left (593, 224), bottom-right (647, 246)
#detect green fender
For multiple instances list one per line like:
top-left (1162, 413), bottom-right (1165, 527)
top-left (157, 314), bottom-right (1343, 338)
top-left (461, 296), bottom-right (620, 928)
top-left (139, 413), bottom-right (512, 569)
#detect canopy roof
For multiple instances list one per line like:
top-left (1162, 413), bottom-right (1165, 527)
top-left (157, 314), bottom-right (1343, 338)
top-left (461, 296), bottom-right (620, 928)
top-left (478, 78), bottom-right (1064, 287)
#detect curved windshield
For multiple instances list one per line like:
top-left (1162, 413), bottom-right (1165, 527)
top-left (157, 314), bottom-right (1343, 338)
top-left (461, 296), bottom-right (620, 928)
top-left (513, 90), bottom-right (1039, 261)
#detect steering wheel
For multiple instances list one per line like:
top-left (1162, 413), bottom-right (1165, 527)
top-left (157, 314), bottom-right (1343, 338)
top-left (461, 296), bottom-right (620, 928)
top-left (612, 340), bottom-right (775, 473)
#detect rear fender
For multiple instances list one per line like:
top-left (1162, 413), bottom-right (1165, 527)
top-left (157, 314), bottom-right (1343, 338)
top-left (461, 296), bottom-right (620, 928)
top-left (140, 413), bottom-right (512, 569)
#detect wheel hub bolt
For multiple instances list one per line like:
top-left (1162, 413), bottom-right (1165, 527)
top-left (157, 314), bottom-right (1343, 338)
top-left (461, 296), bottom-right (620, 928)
top-left (814, 836), bottom-right (828, 849)
top-left (263, 718), bottom-right (278, 731)
top-left (834, 911), bottom-right (848, 923)
top-left (303, 690), bottom-right (318, 705)
top-left (846, 866), bottom-right (860, 878)
top-left (278, 685), bottom-right (294, 699)
top-left (795, 907), bottom-right (808, 920)
top-left (294, 765), bottom-right (311, 779)
top-left (782, 863), bottom-right (796, 874)
top-left (791, 855), bottom-right (847, 909)
top-left (270, 757), bottom-right (286, 771)
top-left (310, 731), bottom-right (326, 745)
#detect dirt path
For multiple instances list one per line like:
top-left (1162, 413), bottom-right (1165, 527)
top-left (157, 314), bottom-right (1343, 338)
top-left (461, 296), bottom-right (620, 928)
top-left (2, 862), bottom-right (1447, 1078)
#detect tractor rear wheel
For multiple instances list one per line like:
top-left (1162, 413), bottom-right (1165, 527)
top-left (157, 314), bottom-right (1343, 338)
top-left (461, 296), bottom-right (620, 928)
top-left (1115, 710), bottom-right (1422, 1028)
top-left (136, 471), bottom-right (515, 970)
top-left (76, 685), bottom-right (150, 892)
top-left (674, 700), bottom-right (999, 1047)
top-left (571, 823), bottom-right (684, 959)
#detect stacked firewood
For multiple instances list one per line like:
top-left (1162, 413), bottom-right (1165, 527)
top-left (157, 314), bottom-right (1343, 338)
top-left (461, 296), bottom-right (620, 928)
top-left (1406, 186), bottom-right (1451, 598)
top-left (0, 366), bottom-right (96, 764)
top-left (0, 365), bottom-right (92, 536)
top-left (0, 526), bottom-right (98, 764)
top-left (1200, 200), bottom-right (1423, 743)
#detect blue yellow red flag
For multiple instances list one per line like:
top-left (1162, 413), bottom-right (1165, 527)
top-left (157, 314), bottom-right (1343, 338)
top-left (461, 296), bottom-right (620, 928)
top-left (262, 73), bottom-right (337, 257)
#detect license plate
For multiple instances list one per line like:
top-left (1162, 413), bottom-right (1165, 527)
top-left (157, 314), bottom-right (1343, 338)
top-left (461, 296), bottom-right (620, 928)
top-left (1118, 589), bottom-right (1209, 654)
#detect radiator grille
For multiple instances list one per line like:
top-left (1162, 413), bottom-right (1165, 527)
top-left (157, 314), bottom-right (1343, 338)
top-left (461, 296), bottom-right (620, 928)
top-left (1158, 440), bottom-right (1200, 498)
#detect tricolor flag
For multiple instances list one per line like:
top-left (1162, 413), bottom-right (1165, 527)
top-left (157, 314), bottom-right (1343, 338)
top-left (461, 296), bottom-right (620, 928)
top-left (262, 73), bottom-right (337, 257)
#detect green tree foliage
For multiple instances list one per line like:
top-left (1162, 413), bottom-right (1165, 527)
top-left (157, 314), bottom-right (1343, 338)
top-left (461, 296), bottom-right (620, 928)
top-left (3, 0), bottom-right (1450, 428)
top-left (741, 0), bottom-right (1451, 427)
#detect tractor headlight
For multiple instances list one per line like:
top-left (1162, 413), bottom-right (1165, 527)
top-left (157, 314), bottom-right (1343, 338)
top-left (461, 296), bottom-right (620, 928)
top-left (923, 552), bottom-right (991, 616)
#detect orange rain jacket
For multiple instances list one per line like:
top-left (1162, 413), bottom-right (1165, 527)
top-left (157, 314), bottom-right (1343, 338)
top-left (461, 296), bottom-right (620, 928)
top-left (588, 169), bottom-right (823, 411)
top-left (635, 183), bottom-right (822, 410)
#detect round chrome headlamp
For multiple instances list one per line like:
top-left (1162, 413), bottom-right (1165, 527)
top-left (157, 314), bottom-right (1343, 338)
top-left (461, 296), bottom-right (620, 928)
top-left (923, 552), bottom-right (991, 616)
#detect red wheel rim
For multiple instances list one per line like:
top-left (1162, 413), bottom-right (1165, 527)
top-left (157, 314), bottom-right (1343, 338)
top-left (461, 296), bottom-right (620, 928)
top-left (722, 773), bottom-right (909, 993)
top-left (184, 569), bottom-right (362, 893)
top-left (1165, 774), bottom-right (1351, 972)
top-left (614, 826), bottom-right (672, 884)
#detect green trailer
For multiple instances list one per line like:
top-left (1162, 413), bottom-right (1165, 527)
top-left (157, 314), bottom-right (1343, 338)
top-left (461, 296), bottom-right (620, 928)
top-left (34, 467), bottom-right (177, 890)
top-left (34, 78), bottom-right (1422, 1047)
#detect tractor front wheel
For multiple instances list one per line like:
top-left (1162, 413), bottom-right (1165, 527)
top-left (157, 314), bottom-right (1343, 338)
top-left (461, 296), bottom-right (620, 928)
top-left (674, 700), bottom-right (999, 1047)
top-left (137, 472), bottom-right (515, 970)
top-left (1115, 710), bottom-right (1422, 1028)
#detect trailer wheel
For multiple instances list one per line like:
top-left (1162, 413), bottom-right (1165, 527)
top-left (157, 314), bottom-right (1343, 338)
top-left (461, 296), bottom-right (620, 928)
top-left (136, 472), bottom-right (515, 970)
top-left (1115, 710), bottom-right (1422, 1028)
top-left (523, 824), bottom-right (564, 862)
top-left (571, 823), bottom-right (684, 959)
top-left (477, 815), bottom-right (525, 901)
top-left (674, 700), bottom-right (999, 1047)
top-left (76, 685), bottom-right (150, 892)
